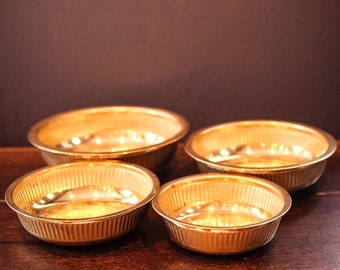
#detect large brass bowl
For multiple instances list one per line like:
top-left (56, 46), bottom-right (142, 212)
top-left (28, 106), bottom-right (189, 172)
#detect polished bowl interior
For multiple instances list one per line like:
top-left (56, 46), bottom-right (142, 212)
top-left (185, 120), bottom-right (337, 191)
top-left (5, 161), bottom-right (160, 246)
top-left (28, 106), bottom-right (189, 171)
top-left (152, 173), bottom-right (291, 255)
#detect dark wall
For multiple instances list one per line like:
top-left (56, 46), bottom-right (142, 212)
top-left (1, 0), bottom-right (339, 146)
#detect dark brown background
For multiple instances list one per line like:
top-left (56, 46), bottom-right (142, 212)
top-left (1, 0), bottom-right (339, 146)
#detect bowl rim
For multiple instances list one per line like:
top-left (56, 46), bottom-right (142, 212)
top-left (184, 119), bottom-right (337, 173)
top-left (27, 105), bottom-right (190, 158)
top-left (5, 161), bottom-right (160, 222)
top-left (152, 173), bottom-right (292, 231)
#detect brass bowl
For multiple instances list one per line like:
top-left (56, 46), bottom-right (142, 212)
top-left (5, 161), bottom-right (160, 246)
top-left (28, 106), bottom-right (189, 172)
top-left (152, 173), bottom-right (291, 255)
top-left (184, 120), bottom-right (337, 192)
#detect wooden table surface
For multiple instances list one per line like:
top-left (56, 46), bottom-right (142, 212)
top-left (0, 145), bottom-right (339, 270)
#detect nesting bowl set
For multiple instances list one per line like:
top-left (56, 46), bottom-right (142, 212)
top-left (5, 106), bottom-right (337, 254)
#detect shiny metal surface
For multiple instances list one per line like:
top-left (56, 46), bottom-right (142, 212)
top-left (152, 173), bottom-right (291, 255)
top-left (56, 130), bottom-right (165, 152)
top-left (207, 143), bottom-right (314, 167)
top-left (5, 161), bottom-right (160, 245)
top-left (28, 106), bottom-right (189, 171)
top-left (185, 120), bottom-right (337, 191)
top-left (32, 185), bottom-right (141, 219)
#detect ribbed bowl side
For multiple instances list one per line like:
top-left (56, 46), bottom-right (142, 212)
top-left (119, 143), bottom-right (177, 172)
top-left (17, 206), bottom-right (146, 245)
top-left (257, 160), bottom-right (327, 192)
top-left (41, 151), bottom-right (74, 165)
top-left (164, 218), bottom-right (281, 254)
top-left (41, 142), bottom-right (177, 172)
top-left (195, 160), bottom-right (328, 192)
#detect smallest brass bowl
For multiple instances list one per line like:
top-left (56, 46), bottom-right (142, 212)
top-left (5, 161), bottom-right (160, 246)
top-left (28, 106), bottom-right (189, 172)
top-left (184, 120), bottom-right (337, 191)
top-left (152, 173), bottom-right (291, 255)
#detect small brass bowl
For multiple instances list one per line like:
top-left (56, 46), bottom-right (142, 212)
top-left (5, 161), bottom-right (160, 246)
top-left (152, 173), bottom-right (291, 255)
top-left (184, 120), bottom-right (337, 191)
top-left (28, 106), bottom-right (189, 172)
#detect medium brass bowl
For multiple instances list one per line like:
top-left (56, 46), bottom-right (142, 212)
top-left (28, 106), bottom-right (189, 172)
top-left (184, 120), bottom-right (337, 191)
top-left (5, 161), bottom-right (160, 246)
top-left (152, 173), bottom-right (291, 255)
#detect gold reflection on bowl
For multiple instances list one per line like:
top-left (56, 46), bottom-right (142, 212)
top-left (152, 173), bottom-right (291, 255)
top-left (28, 106), bottom-right (189, 172)
top-left (184, 120), bottom-right (337, 191)
top-left (5, 161), bottom-right (160, 246)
